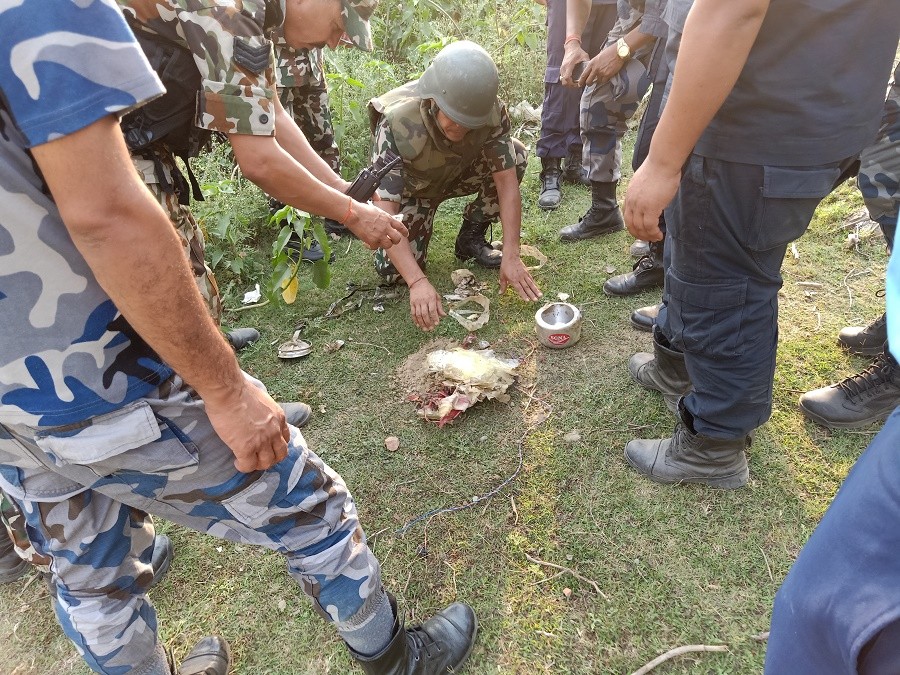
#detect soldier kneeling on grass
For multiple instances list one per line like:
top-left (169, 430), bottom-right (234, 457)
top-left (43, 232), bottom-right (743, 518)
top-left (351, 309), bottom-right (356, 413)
top-left (368, 40), bottom-right (543, 331)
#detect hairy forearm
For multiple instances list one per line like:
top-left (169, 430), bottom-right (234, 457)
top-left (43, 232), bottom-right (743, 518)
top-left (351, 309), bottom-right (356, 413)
top-left (272, 98), bottom-right (345, 189)
top-left (231, 132), bottom-right (352, 223)
top-left (566, 0), bottom-right (592, 39)
top-left (33, 118), bottom-right (245, 405)
top-left (646, 0), bottom-right (770, 171)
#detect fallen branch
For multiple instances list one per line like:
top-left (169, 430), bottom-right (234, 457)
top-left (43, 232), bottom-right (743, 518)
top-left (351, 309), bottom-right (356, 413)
top-left (630, 644), bottom-right (728, 675)
top-left (524, 552), bottom-right (607, 599)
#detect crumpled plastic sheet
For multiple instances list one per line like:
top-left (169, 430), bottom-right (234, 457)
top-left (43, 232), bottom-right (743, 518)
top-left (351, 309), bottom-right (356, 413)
top-left (448, 294), bottom-right (490, 331)
top-left (419, 347), bottom-right (519, 425)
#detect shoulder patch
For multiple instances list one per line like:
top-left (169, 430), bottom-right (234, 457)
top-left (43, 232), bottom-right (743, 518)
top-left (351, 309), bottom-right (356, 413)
top-left (233, 36), bottom-right (272, 74)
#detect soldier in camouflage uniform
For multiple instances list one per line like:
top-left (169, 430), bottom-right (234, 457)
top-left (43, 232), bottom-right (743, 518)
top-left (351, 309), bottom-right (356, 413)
top-left (370, 41), bottom-right (543, 331)
top-left (272, 41), bottom-right (349, 249)
top-left (798, 63), bottom-right (900, 429)
top-left (0, 2), bottom-right (476, 674)
top-left (557, 0), bottom-right (662, 242)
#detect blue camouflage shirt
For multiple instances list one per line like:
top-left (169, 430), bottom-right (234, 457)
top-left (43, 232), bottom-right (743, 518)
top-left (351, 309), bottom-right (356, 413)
top-left (0, 0), bottom-right (172, 427)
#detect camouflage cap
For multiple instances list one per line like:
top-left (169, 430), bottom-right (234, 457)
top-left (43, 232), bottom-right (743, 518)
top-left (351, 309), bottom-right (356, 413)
top-left (341, 0), bottom-right (378, 51)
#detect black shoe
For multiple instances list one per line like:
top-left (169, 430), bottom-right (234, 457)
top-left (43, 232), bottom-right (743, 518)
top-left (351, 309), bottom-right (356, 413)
top-left (838, 313), bottom-right (887, 356)
top-left (349, 594), bottom-right (477, 675)
top-left (176, 636), bottom-right (231, 675)
top-left (0, 533), bottom-right (28, 585)
top-left (631, 303), bottom-right (661, 332)
top-left (287, 236), bottom-right (336, 263)
top-left (558, 181), bottom-right (624, 241)
top-left (324, 217), bottom-right (355, 239)
top-left (146, 534), bottom-right (174, 591)
top-left (538, 158), bottom-right (562, 211)
top-left (799, 352), bottom-right (900, 428)
top-left (624, 399), bottom-right (750, 489)
top-left (629, 325), bottom-right (693, 412)
top-left (603, 242), bottom-right (664, 297)
top-left (562, 149), bottom-right (590, 186)
top-left (225, 327), bottom-right (260, 351)
top-left (280, 401), bottom-right (312, 428)
top-left (455, 219), bottom-right (502, 268)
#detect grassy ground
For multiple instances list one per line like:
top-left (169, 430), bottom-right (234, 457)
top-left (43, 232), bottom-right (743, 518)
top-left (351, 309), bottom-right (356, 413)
top-left (0, 139), bottom-right (886, 673)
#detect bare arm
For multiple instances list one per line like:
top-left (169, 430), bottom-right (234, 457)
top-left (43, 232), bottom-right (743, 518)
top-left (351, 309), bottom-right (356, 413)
top-left (623, 0), bottom-right (770, 241)
top-left (578, 26), bottom-right (657, 88)
top-left (560, 0), bottom-right (593, 85)
top-left (270, 96), bottom-right (346, 190)
top-left (494, 167), bottom-right (541, 301)
top-left (376, 200), bottom-right (447, 331)
top-left (229, 123), bottom-right (408, 250)
top-left (31, 115), bottom-right (289, 472)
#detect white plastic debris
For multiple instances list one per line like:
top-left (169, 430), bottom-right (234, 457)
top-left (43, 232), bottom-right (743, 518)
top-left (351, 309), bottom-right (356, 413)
top-left (242, 283), bottom-right (262, 304)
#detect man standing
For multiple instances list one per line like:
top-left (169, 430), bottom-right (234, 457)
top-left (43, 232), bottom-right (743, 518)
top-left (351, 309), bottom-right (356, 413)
top-left (621, 0), bottom-right (900, 488)
top-left (369, 40), bottom-right (543, 331)
top-left (0, 1), bottom-right (476, 674)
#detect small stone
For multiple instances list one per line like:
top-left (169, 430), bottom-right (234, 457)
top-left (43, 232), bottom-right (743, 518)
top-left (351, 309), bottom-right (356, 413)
top-left (563, 588), bottom-right (572, 598)
top-left (563, 430), bottom-right (581, 444)
top-left (384, 436), bottom-right (400, 452)
top-left (479, 435), bottom-right (488, 443)
top-left (604, 265), bottom-right (616, 275)
top-left (277, 598), bottom-right (287, 611)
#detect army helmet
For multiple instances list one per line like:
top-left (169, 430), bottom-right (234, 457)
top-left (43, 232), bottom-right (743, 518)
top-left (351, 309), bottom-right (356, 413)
top-left (417, 40), bottom-right (499, 129)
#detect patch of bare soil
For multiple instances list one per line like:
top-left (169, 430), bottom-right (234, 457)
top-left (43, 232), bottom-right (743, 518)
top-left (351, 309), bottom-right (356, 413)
top-left (394, 337), bottom-right (457, 395)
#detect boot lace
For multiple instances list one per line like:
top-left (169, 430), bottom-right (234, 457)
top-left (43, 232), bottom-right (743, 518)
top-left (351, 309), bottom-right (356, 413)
top-left (836, 353), bottom-right (896, 399)
top-left (407, 625), bottom-right (444, 661)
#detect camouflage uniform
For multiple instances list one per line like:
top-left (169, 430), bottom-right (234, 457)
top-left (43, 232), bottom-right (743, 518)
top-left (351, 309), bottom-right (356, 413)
top-left (858, 62), bottom-right (900, 248)
top-left (276, 43), bottom-right (341, 173)
top-left (0, 2), bottom-right (383, 673)
top-left (580, 0), bottom-right (656, 182)
top-left (369, 83), bottom-right (527, 278)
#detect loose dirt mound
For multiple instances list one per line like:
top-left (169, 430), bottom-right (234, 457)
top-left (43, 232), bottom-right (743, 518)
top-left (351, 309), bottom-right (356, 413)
top-left (394, 337), bottom-right (457, 395)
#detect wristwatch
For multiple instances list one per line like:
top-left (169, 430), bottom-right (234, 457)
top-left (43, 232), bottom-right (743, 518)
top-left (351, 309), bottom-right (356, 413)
top-left (616, 37), bottom-right (631, 61)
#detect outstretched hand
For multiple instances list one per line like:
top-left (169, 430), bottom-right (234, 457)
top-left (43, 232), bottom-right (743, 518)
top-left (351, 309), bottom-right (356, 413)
top-left (345, 201), bottom-right (409, 250)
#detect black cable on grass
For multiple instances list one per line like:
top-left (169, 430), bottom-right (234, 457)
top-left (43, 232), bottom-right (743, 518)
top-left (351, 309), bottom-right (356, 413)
top-left (394, 392), bottom-right (550, 535)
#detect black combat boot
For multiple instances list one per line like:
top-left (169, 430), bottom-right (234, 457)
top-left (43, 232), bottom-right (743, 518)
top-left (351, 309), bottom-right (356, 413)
top-left (348, 594), bottom-right (477, 674)
top-left (537, 158), bottom-right (562, 210)
top-left (175, 636), bottom-right (231, 675)
top-left (629, 239), bottom-right (650, 258)
top-left (798, 351), bottom-right (900, 428)
top-left (631, 303), bottom-right (661, 332)
top-left (562, 148), bottom-right (590, 185)
top-left (603, 239), bottom-right (665, 296)
top-left (0, 532), bottom-right (28, 584)
top-left (455, 219), bottom-right (502, 268)
top-left (628, 326), bottom-right (692, 411)
top-left (838, 313), bottom-right (887, 356)
top-left (624, 398), bottom-right (750, 489)
top-left (558, 181), bottom-right (625, 241)
top-left (146, 534), bottom-right (174, 591)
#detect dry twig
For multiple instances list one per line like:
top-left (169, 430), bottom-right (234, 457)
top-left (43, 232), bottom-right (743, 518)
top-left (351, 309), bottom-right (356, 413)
top-left (630, 644), bottom-right (728, 675)
top-left (524, 552), bottom-right (607, 599)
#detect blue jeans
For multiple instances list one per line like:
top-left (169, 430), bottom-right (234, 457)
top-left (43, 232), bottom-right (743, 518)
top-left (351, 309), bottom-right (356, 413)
top-left (766, 406), bottom-right (900, 673)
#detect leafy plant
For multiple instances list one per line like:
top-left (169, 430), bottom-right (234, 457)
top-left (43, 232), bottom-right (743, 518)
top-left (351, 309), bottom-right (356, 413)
top-left (267, 205), bottom-right (333, 304)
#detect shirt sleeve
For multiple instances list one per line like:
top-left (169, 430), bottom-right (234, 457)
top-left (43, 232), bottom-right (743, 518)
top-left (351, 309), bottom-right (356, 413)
top-left (373, 117), bottom-right (405, 202)
top-left (0, 0), bottom-right (164, 147)
top-left (128, 0), bottom-right (277, 136)
top-left (481, 104), bottom-right (517, 174)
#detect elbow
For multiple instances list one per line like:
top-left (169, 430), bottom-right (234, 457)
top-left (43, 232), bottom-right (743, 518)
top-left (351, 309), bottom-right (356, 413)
top-left (236, 153), bottom-right (271, 186)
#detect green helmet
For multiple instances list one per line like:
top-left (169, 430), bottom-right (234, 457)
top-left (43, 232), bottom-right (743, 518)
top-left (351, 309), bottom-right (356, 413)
top-left (417, 41), bottom-right (499, 129)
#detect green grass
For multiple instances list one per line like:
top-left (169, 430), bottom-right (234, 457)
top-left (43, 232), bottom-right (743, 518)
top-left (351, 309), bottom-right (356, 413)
top-left (0, 137), bottom-right (888, 674)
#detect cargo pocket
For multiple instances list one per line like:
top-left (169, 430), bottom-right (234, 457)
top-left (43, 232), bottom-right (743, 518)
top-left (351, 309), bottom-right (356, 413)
top-left (748, 165), bottom-right (840, 273)
top-left (34, 401), bottom-right (198, 485)
top-left (667, 272), bottom-right (747, 359)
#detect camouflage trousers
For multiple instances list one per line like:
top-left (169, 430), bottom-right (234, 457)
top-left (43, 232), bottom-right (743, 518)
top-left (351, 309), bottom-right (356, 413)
top-left (280, 83), bottom-right (341, 173)
top-left (580, 49), bottom-right (653, 182)
top-left (858, 73), bottom-right (900, 246)
top-left (0, 155), bottom-right (225, 576)
top-left (374, 138), bottom-right (528, 278)
top-left (0, 373), bottom-right (381, 674)
top-left (133, 155), bottom-right (223, 323)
